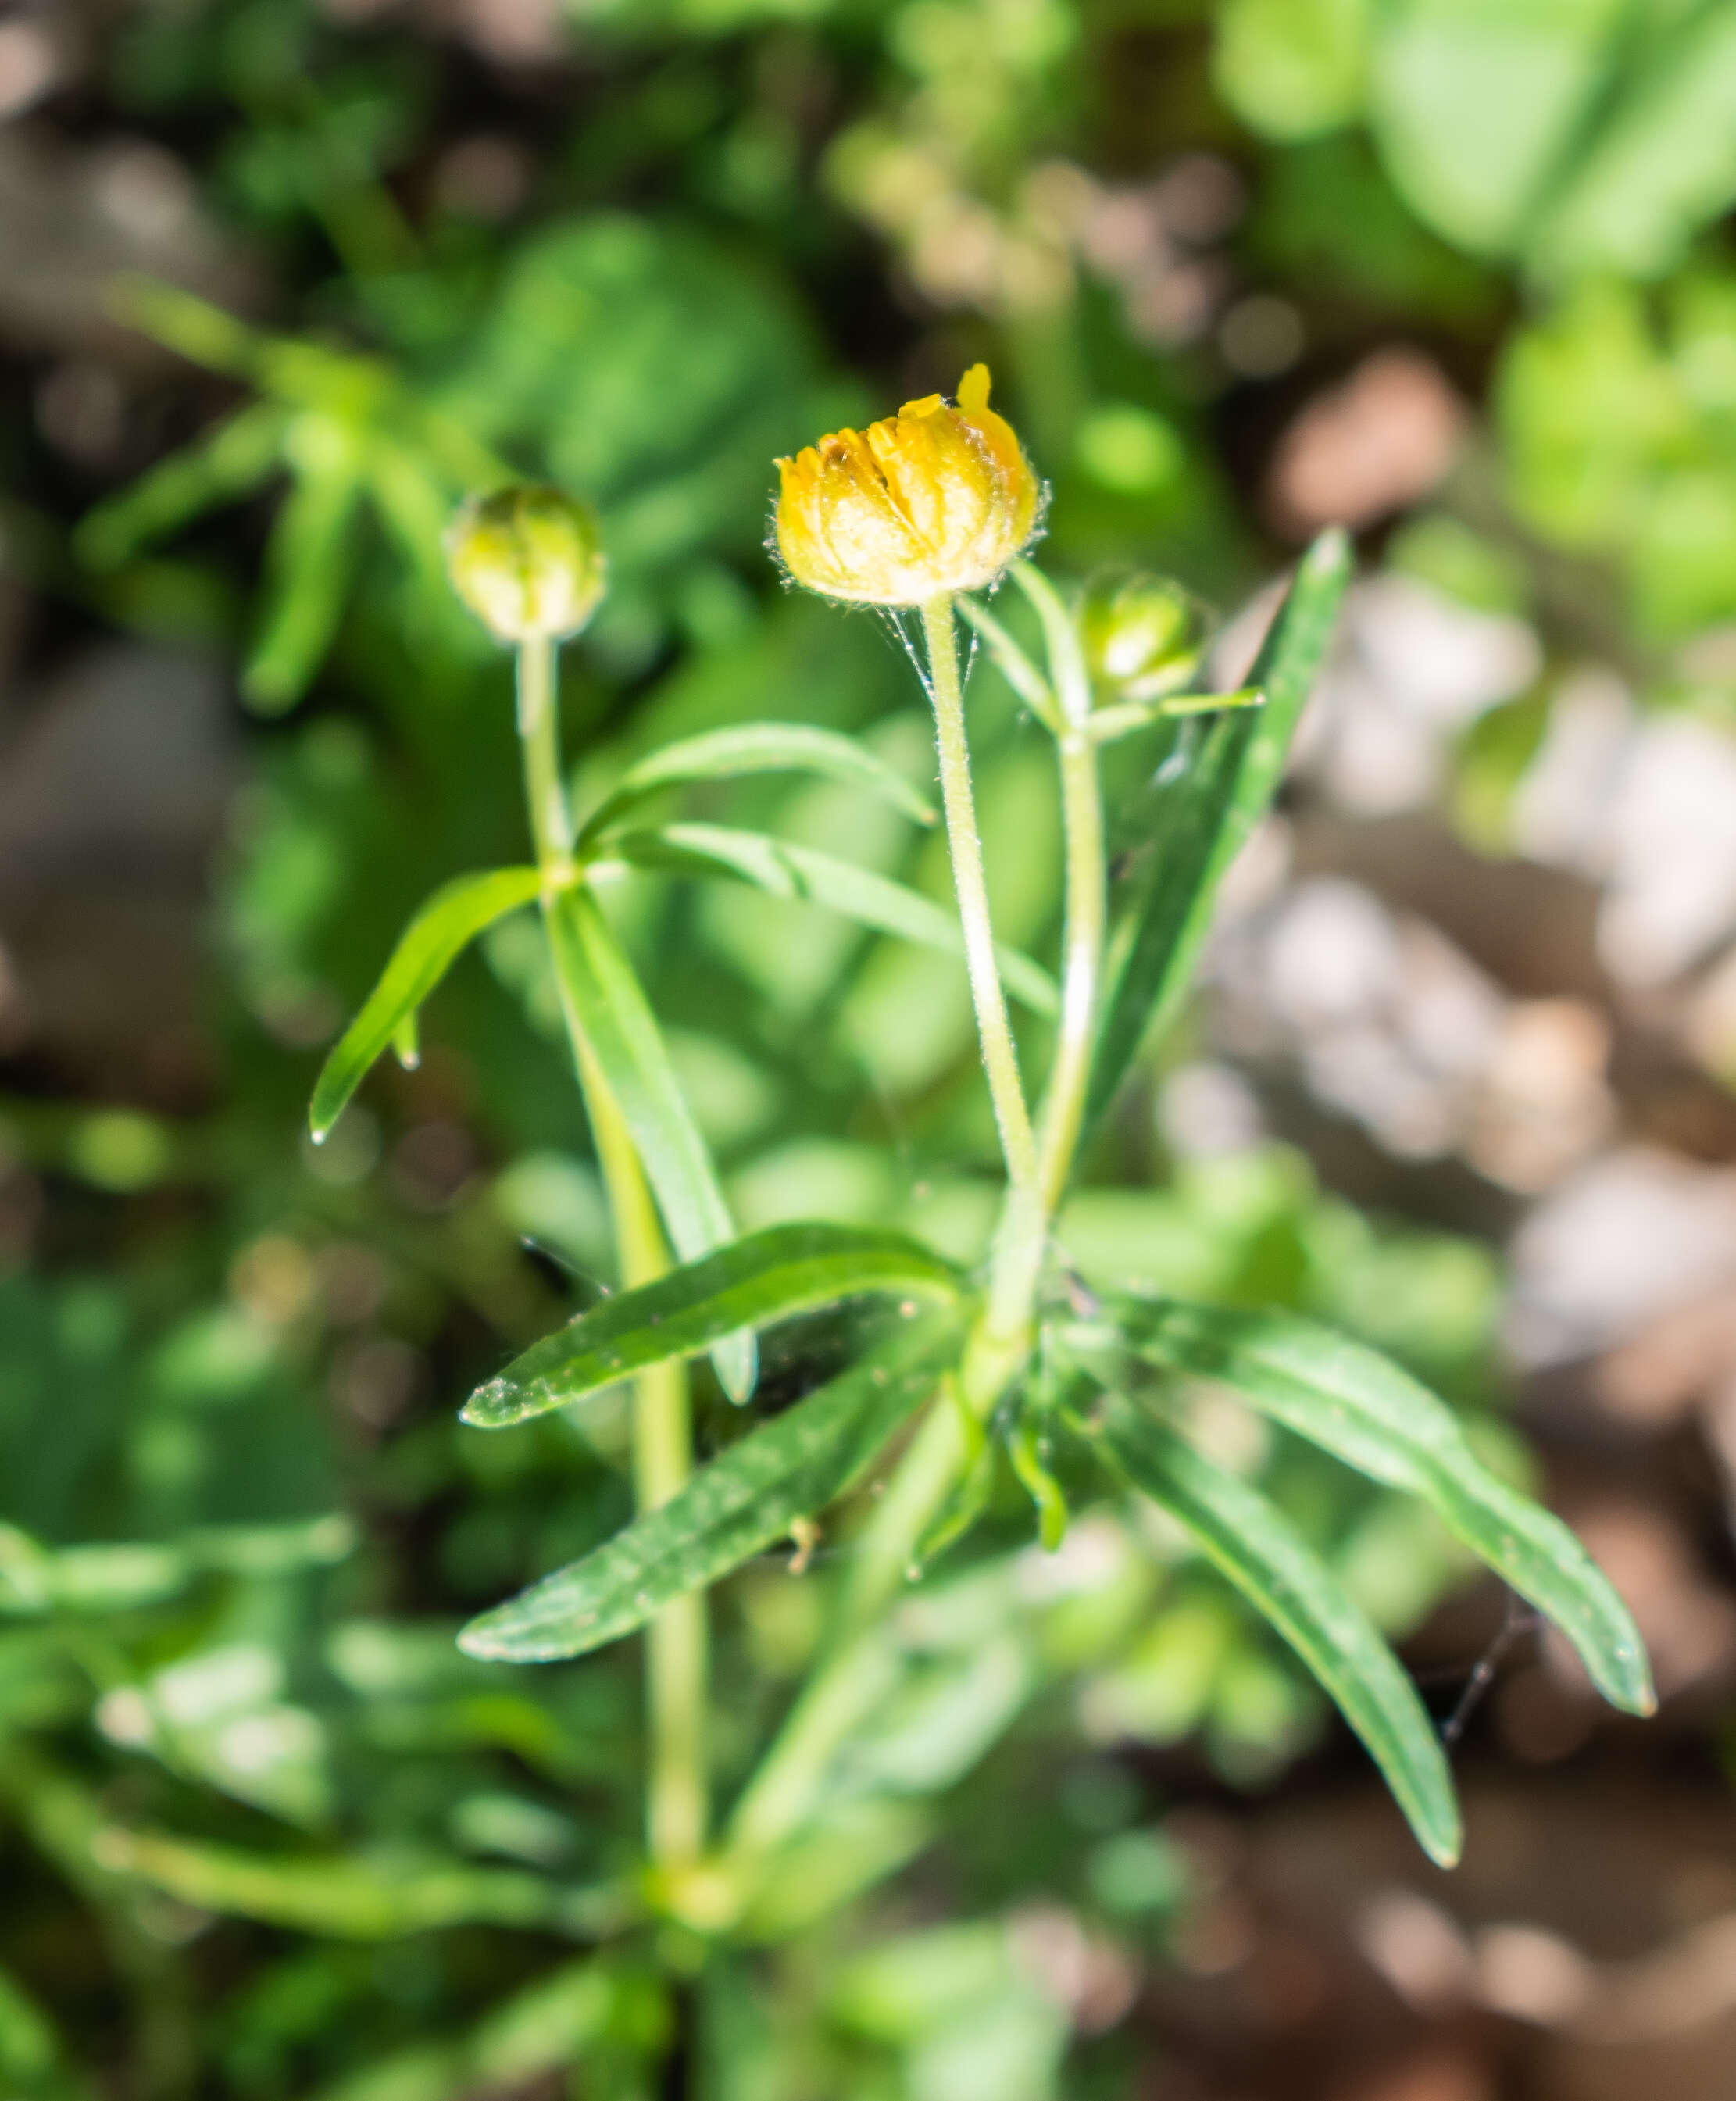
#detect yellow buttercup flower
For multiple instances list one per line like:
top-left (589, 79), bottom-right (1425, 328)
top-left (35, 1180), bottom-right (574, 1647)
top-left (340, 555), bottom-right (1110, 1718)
top-left (773, 364), bottom-right (1042, 606)
top-left (445, 485), bottom-right (608, 645)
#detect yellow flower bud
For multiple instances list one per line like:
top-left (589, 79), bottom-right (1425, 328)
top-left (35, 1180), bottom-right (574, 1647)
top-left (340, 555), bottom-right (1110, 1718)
top-left (445, 485), bottom-right (608, 645)
top-left (773, 364), bottom-right (1042, 606)
top-left (1079, 572), bottom-right (1206, 704)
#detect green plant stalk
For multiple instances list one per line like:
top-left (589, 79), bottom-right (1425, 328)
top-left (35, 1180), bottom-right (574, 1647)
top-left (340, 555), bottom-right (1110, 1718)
top-left (724, 588), bottom-right (1108, 1870)
top-left (516, 636), bottom-right (707, 1868)
top-left (919, 595), bottom-right (1038, 1191)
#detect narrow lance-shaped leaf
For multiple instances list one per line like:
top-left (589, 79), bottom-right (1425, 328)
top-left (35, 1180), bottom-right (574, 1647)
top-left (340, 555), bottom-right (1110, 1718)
top-left (1087, 527), bottom-right (1351, 1124)
top-left (609, 823), bottom-right (1059, 1018)
top-left (463, 1221), bottom-right (963, 1428)
top-left (1094, 1297), bottom-right (1655, 1717)
top-left (243, 430), bottom-right (365, 714)
top-left (92, 1824), bottom-right (563, 1938)
top-left (579, 721), bottom-right (936, 846)
top-left (460, 1309), bottom-right (965, 1662)
top-left (544, 887), bottom-right (754, 1400)
top-left (75, 398), bottom-right (290, 571)
top-left (956, 595), bottom-right (1061, 731)
top-left (309, 866), bottom-right (544, 1142)
top-left (1083, 1393), bottom-right (1462, 1868)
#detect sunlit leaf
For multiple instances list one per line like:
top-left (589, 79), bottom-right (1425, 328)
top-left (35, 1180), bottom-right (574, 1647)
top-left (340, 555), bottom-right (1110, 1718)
top-left (309, 867), bottom-right (544, 1142)
top-left (459, 1310), bottom-right (964, 1661)
top-left (1089, 1296), bottom-right (1654, 1717)
top-left (544, 887), bottom-right (753, 1399)
top-left (609, 823), bottom-right (1059, 1018)
top-left (1082, 1391), bottom-right (1462, 1867)
top-left (580, 721), bottom-right (936, 844)
top-left (1087, 527), bottom-right (1350, 1124)
top-left (464, 1221), bottom-right (963, 1427)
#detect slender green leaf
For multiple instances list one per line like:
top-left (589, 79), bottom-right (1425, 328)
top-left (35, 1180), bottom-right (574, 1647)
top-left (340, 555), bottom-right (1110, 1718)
top-left (243, 434), bottom-right (365, 713)
top-left (544, 887), bottom-right (753, 1399)
top-left (1092, 1296), bottom-right (1654, 1717)
top-left (609, 823), bottom-right (1059, 1018)
top-left (957, 596), bottom-right (1060, 730)
top-left (91, 1824), bottom-right (571, 1938)
top-left (1088, 528), bottom-right (1350, 1124)
top-left (1084, 1392), bottom-right (1461, 1867)
top-left (1009, 560), bottom-right (1093, 725)
top-left (579, 721), bottom-right (935, 845)
top-left (459, 1310), bottom-right (964, 1661)
top-left (1087, 687), bottom-right (1265, 745)
top-left (463, 1222), bottom-right (963, 1427)
top-left (74, 400), bottom-right (289, 570)
top-left (309, 867), bottom-right (543, 1142)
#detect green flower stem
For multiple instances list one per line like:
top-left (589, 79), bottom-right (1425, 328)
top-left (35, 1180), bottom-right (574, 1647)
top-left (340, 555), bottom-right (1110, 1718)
top-left (722, 581), bottom-right (1108, 1876)
top-left (1034, 719), bottom-right (1106, 1218)
top-left (920, 594), bottom-right (1038, 1192)
top-left (516, 635), bottom-right (573, 874)
top-left (516, 636), bottom-right (707, 1869)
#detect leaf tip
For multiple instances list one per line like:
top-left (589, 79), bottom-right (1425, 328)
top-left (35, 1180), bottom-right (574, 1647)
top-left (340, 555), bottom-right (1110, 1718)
top-left (1423, 1824), bottom-right (1463, 1871)
top-left (459, 1381), bottom-right (513, 1427)
top-left (1306, 523), bottom-right (1354, 584)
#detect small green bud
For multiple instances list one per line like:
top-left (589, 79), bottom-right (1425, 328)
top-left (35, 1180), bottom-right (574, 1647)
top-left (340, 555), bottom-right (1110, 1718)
top-left (445, 485), bottom-right (608, 645)
top-left (1080, 572), bottom-right (1205, 704)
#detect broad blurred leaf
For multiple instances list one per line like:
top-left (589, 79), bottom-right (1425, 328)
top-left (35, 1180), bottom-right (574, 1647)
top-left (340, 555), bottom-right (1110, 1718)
top-left (545, 887), bottom-right (753, 1399)
top-left (463, 1222), bottom-right (963, 1427)
top-left (1528, 3), bottom-right (1736, 277)
top-left (1370, 0), bottom-right (1626, 257)
top-left (1084, 1393), bottom-right (1461, 1867)
top-left (1216, 0), bottom-right (1371, 141)
top-left (1093, 1297), bottom-right (1654, 1717)
top-left (440, 216), bottom-right (820, 577)
top-left (459, 1310), bottom-right (964, 1662)
top-left (579, 721), bottom-right (936, 843)
top-left (310, 866), bottom-right (543, 1141)
top-left (611, 823), bottom-right (1059, 1018)
top-left (1087, 529), bottom-right (1349, 1124)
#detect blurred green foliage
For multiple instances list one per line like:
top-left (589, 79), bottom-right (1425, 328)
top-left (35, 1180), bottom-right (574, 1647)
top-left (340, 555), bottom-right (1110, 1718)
top-left (0, 0), bottom-right (1726, 2092)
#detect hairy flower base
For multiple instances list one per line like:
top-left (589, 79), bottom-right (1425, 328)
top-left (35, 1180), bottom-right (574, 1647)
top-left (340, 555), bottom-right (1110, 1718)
top-left (774, 364), bottom-right (1042, 606)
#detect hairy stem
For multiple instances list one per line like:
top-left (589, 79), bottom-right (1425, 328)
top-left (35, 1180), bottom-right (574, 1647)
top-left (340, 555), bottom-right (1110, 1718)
top-left (723, 581), bottom-right (1108, 1873)
top-left (920, 594), bottom-right (1037, 1191)
top-left (516, 636), bottom-right (706, 1868)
